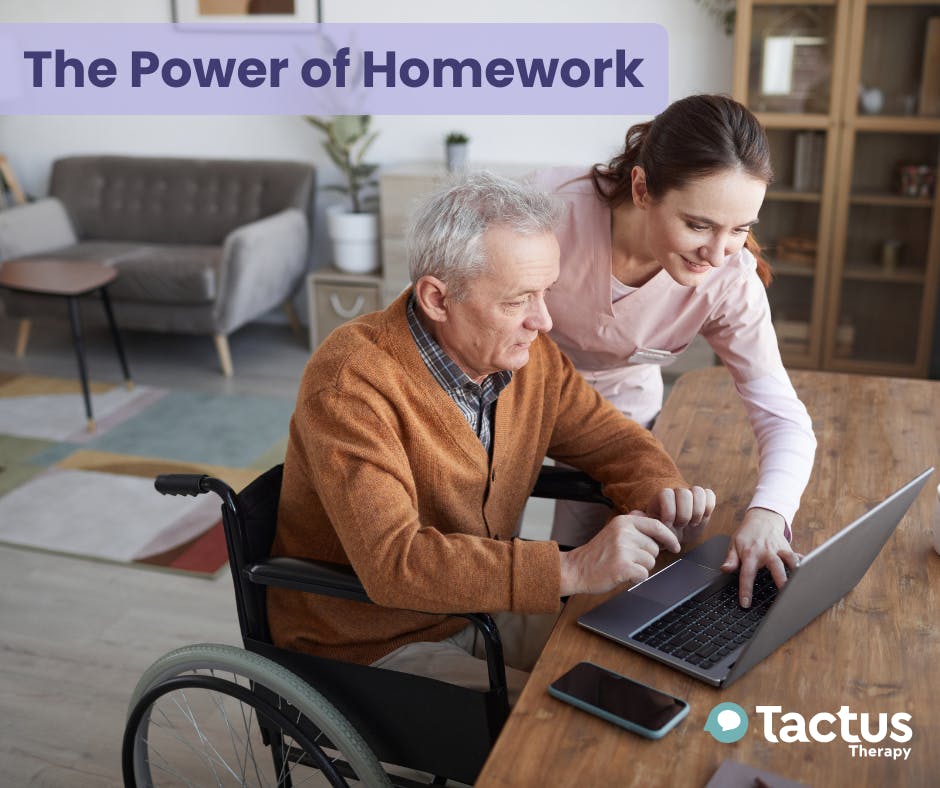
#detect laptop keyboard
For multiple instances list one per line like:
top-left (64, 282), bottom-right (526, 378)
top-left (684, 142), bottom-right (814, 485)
top-left (632, 569), bottom-right (780, 670)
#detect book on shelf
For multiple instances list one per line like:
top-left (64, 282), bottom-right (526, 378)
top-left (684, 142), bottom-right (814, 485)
top-left (792, 131), bottom-right (824, 192)
top-left (919, 18), bottom-right (940, 117)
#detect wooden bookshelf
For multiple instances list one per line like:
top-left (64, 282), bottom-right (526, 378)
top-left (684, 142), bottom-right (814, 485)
top-left (735, 0), bottom-right (940, 377)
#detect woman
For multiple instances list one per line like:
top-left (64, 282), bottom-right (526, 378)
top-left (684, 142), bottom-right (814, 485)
top-left (533, 94), bottom-right (816, 608)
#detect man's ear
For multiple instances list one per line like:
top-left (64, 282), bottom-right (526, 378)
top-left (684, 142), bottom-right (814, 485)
top-left (631, 165), bottom-right (650, 209)
top-left (413, 275), bottom-right (449, 323)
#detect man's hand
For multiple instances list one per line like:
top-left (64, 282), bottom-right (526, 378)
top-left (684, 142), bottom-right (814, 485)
top-left (646, 486), bottom-right (716, 544)
top-left (558, 512), bottom-right (681, 597)
top-left (721, 507), bottom-right (801, 608)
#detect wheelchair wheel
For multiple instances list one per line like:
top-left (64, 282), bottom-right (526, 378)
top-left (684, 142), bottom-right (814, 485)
top-left (123, 643), bottom-right (391, 787)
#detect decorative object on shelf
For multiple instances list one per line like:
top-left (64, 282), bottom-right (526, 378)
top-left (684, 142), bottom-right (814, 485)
top-left (172, 0), bottom-right (319, 24)
top-left (445, 131), bottom-right (470, 172)
top-left (858, 85), bottom-right (885, 115)
top-left (792, 131), bottom-right (824, 192)
top-left (881, 239), bottom-right (904, 273)
top-left (306, 115), bottom-right (381, 274)
top-left (694, 0), bottom-right (735, 35)
top-left (833, 323), bottom-right (855, 358)
top-left (897, 163), bottom-right (937, 199)
top-left (900, 93), bottom-right (919, 116)
top-left (773, 318), bottom-right (810, 352)
top-left (756, 6), bottom-right (829, 114)
top-left (777, 235), bottom-right (817, 266)
top-left (919, 17), bottom-right (940, 117)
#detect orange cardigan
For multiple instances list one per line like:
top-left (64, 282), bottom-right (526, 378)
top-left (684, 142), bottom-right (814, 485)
top-left (268, 290), bottom-right (686, 665)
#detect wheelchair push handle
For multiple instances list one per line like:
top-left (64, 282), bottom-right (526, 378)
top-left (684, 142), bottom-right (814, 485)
top-left (154, 474), bottom-right (211, 497)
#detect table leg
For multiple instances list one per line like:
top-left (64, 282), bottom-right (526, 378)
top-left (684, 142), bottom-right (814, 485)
top-left (99, 287), bottom-right (133, 390)
top-left (66, 296), bottom-right (95, 432)
top-left (14, 319), bottom-right (31, 358)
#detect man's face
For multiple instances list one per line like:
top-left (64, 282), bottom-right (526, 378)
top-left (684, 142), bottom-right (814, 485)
top-left (433, 226), bottom-right (560, 383)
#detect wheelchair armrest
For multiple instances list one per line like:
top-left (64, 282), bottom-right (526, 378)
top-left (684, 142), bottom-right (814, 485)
top-left (248, 558), bottom-right (510, 699)
top-left (246, 557), bottom-right (373, 604)
top-left (531, 465), bottom-right (613, 507)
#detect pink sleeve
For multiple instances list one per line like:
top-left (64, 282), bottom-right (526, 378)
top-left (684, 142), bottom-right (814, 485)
top-left (701, 255), bottom-right (816, 533)
top-left (734, 371), bottom-right (817, 533)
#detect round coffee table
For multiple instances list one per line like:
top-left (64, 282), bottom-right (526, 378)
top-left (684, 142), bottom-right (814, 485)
top-left (0, 258), bottom-right (133, 431)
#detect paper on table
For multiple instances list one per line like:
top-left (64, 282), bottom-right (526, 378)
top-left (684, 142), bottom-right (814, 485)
top-left (704, 758), bottom-right (810, 788)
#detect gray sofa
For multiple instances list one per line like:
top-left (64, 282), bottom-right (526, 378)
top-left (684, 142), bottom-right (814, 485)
top-left (0, 155), bottom-right (316, 375)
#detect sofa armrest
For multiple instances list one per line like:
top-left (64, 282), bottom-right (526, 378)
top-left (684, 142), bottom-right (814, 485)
top-left (214, 208), bottom-right (309, 334)
top-left (0, 198), bottom-right (78, 262)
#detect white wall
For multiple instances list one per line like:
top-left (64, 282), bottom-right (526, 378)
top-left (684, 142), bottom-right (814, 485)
top-left (0, 0), bottom-right (734, 274)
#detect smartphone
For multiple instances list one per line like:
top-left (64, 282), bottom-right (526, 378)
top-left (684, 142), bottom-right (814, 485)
top-left (548, 661), bottom-right (689, 739)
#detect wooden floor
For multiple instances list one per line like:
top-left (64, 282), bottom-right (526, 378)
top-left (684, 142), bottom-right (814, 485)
top-left (0, 313), bottom-right (714, 786)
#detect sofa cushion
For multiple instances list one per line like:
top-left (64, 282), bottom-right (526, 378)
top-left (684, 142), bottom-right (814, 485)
top-left (108, 245), bottom-right (222, 305)
top-left (0, 198), bottom-right (77, 261)
top-left (50, 156), bottom-right (315, 246)
top-left (14, 242), bottom-right (221, 305)
top-left (19, 241), bottom-right (151, 266)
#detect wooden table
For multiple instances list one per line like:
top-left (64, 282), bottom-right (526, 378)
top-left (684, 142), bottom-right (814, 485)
top-left (477, 367), bottom-right (940, 788)
top-left (0, 259), bottom-right (133, 430)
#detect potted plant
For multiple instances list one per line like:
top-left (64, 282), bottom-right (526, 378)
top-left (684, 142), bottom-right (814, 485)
top-left (306, 115), bottom-right (381, 274)
top-left (445, 131), bottom-right (470, 172)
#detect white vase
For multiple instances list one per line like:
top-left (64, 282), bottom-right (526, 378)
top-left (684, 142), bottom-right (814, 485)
top-left (858, 86), bottom-right (884, 115)
top-left (326, 205), bottom-right (380, 274)
top-left (446, 143), bottom-right (469, 172)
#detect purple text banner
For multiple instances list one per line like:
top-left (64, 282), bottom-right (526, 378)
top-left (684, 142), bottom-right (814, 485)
top-left (0, 23), bottom-right (667, 115)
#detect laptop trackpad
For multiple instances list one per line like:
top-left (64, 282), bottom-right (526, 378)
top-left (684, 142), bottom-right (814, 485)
top-left (629, 558), bottom-right (723, 607)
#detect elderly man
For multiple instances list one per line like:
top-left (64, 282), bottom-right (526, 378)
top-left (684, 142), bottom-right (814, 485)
top-left (268, 172), bottom-right (715, 700)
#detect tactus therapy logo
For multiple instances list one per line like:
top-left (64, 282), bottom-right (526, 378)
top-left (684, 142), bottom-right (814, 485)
top-left (705, 702), bottom-right (749, 743)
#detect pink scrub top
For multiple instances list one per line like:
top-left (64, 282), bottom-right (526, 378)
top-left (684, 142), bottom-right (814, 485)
top-left (533, 166), bottom-right (816, 526)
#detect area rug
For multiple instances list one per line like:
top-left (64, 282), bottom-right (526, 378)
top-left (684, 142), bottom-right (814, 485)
top-left (0, 372), bottom-right (294, 577)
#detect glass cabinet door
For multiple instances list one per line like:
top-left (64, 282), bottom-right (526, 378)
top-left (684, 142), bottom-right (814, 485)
top-left (828, 129), bottom-right (939, 371)
top-left (761, 127), bottom-right (835, 367)
top-left (854, 3), bottom-right (940, 119)
top-left (745, 3), bottom-right (840, 116)
top-left (827, 1), bottom-right (940, 375)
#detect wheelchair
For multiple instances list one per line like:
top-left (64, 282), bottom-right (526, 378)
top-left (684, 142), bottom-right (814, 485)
top-left (122, 463), bottom-right (611, 787)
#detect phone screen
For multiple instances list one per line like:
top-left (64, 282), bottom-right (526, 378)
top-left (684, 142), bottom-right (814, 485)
top-left (550, 662), bottom-right (687, 730)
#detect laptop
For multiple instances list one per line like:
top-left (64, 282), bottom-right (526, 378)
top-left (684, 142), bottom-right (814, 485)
top-left (578, 468), bottom-right (933, 688)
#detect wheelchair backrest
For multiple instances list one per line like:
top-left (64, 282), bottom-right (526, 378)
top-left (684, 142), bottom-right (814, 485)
top-left (223, 463), bottom-right (283, 643)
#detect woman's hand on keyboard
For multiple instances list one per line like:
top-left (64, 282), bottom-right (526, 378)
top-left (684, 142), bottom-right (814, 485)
top-left (720, 507), bottom-right (801, 608)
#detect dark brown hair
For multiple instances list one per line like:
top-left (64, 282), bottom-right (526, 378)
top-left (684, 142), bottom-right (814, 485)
top-left (591, 94), bottom-right (774, 286)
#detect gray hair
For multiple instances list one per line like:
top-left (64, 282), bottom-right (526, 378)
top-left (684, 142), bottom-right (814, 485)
top-left (406, 171), bottom-right (560, 301)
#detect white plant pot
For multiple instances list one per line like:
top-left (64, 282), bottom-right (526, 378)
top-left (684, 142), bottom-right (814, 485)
top-left (327, 205), bottom-right (380, 274)
top-left (446, 143), bottom-right (469, 172)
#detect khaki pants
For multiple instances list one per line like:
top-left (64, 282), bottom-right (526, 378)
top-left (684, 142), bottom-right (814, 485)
top-left (370, 611), bottom-right (559, 705)
top-left (550, 497), bottom-right (612, 547)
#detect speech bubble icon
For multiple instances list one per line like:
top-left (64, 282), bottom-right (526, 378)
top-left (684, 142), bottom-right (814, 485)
top-left (717, 709), bottom-right (741, 731)
top-left (704, 702), bottom-right (749, 743)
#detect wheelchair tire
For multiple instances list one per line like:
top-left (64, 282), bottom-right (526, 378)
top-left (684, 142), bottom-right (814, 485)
top-left (123, 643), bottom-right (392, 787)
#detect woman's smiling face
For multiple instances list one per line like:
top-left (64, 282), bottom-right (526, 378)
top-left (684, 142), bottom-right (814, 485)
top-left (635, 167), bottom-right (767, 287)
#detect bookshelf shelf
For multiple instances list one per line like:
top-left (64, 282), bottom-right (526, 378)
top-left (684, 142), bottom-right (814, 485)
top-left (848, 192), bottom-right (934, 208)
top-left (766, 188), bottom-right (822, 202)
top-left (770, 261), bottom-right (818, 277)
top-left (842, 263), bottom-right (926, 283)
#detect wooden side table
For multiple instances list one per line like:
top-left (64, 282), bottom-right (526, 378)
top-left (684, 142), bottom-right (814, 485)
top-left (0, 259), bottom-right (133, 431)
